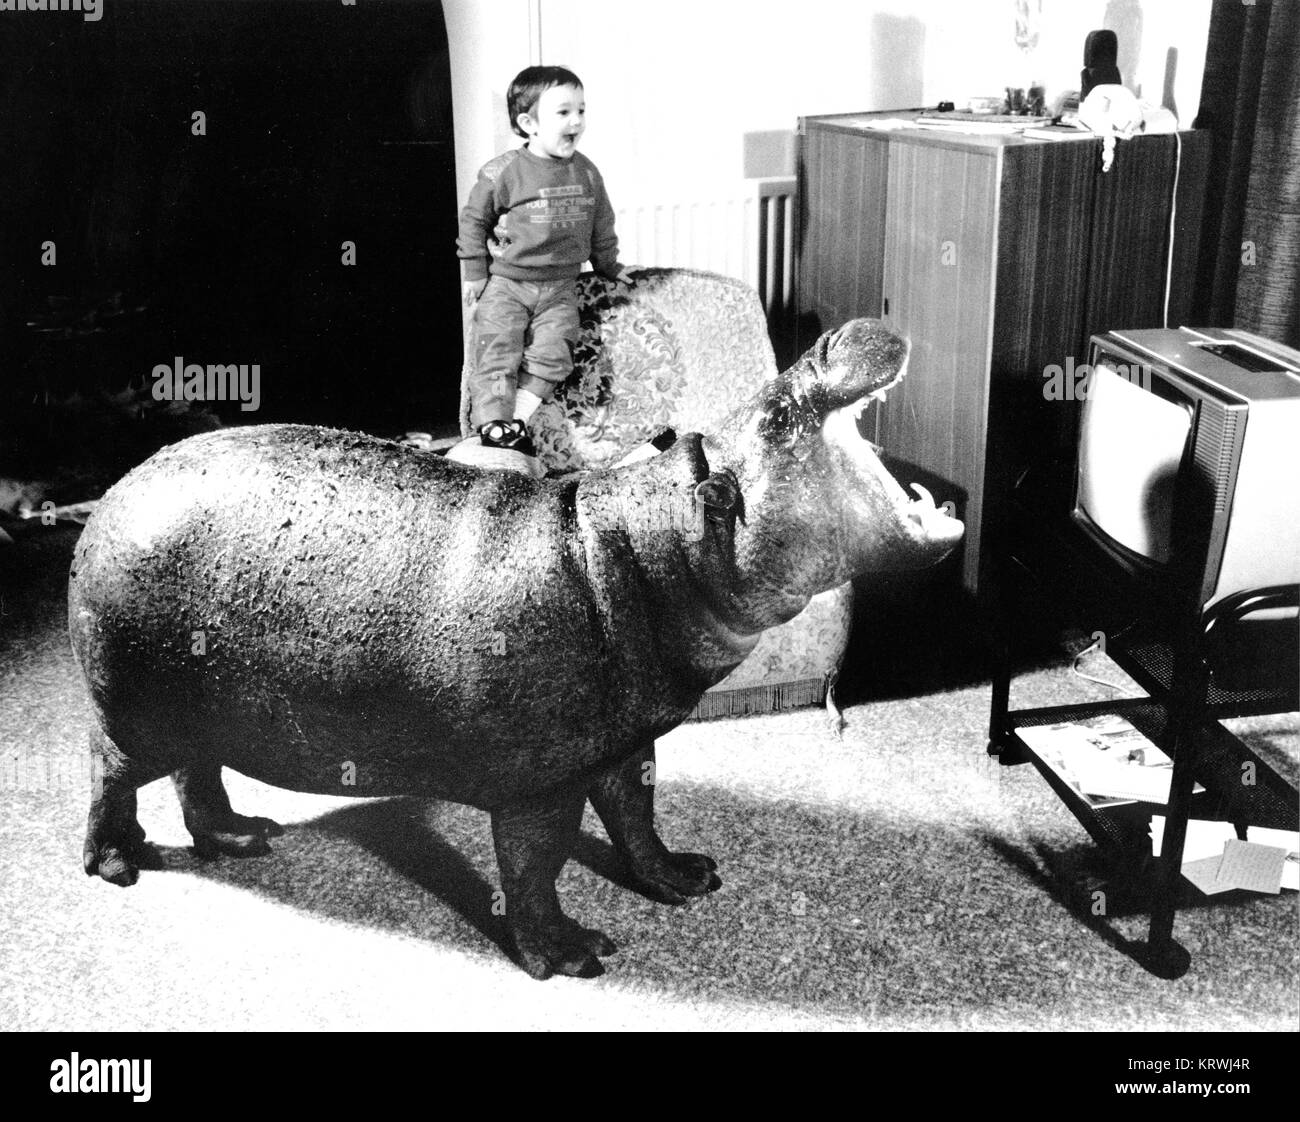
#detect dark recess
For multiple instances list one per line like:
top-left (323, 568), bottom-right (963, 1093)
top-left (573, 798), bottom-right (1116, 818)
top-left (0, 0), bottom-right (460, 493)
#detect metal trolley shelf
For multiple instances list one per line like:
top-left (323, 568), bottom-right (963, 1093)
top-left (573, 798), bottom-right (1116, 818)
top-left (989, 507), bottom-right (1298, 978)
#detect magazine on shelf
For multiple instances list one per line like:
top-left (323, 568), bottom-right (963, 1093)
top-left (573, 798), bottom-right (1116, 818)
top-left (1017, 713), bottom-right (1203, 807)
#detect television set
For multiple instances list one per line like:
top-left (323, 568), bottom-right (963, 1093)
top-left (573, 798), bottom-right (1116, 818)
top-left (1071, 327), bottom-right (1300, 627)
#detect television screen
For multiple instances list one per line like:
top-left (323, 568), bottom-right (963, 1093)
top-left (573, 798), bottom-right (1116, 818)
top-left (1076, 362), bottom-right (1193, 566)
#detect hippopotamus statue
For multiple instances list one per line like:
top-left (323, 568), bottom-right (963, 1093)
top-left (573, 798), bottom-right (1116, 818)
top-left (69, 318), bottom-right (963, 979)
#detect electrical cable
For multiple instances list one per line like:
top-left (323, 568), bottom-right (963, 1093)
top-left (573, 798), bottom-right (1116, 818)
top-left (1070, 621), bottom-right (1139, 691)
top-left (1163, 129), bottom-right (1182, 328)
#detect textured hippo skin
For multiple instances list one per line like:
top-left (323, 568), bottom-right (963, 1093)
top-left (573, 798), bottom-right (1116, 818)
top-left (69, 318), bottom-right (963, 979)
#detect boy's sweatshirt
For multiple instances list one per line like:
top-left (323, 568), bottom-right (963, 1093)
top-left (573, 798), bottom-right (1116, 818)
top-left (457, 147), bottom-right (622, 283)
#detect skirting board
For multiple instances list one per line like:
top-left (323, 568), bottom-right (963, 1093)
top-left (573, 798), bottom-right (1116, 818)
top-left (688, 676), bottom-right (828, 721)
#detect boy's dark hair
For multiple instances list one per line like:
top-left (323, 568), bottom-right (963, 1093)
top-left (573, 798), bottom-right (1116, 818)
top-left (507, 65), bottom-right (583, 138)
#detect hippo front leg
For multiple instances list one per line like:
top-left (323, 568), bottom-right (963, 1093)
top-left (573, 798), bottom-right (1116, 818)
top-left (589, 741), bottom-right (721, 904)
top-left (491, 787), bottom-right (617, 980)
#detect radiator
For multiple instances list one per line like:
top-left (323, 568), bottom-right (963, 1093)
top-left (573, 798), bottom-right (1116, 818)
top-left (615, 176), bottom-right (796, 329)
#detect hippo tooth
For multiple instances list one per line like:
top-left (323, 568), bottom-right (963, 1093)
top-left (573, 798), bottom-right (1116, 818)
top-left (906, 482), bottom-right (960, 528)
top-left (852, 388), bottom-right (891, 424)
top-left (906, 482), bottom-right (952, 528)
top-left (909, 482), bottom-right (936, 509)
top-left (863, 353), bottom-right (908, 407)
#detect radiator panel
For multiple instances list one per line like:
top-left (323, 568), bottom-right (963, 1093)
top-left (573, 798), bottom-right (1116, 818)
top-left (614, 177), bottom-right (795, 325)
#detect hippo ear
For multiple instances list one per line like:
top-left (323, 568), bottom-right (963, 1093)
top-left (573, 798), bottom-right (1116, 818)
top-left (694, 471), bottom-right (739, 514)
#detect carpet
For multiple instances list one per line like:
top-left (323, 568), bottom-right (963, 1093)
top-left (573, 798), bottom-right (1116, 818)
top-left (1, 527), bottom-right (1296, 1031)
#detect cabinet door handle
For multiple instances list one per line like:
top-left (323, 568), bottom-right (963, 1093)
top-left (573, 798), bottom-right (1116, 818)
top-left (884, 297), bottom-right (890, 316)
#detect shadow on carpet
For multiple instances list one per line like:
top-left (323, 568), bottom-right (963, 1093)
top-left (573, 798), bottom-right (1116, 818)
top-left (132, 781), bottom-right (1298, 1025)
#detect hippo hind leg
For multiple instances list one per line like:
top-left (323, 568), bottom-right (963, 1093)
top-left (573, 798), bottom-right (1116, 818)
top-left (492, 788), bottom-right (617, 980)
top-left (172, 762), bottom-right (283, 861)
top-left (83, 726), bottom-right (157, 887)
top-left (588, 741), bottom-right (721, 905)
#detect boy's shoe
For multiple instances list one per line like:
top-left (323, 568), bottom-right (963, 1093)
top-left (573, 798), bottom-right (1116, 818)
top-left (478, 419), bottom-right (537, 457)
top-left (443, 433), bottom-right (544, 480)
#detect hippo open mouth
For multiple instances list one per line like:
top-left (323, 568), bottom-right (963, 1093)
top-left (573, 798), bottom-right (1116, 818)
top-left (807, 321), bottom-right (964, 553)
top-left (826, 377), bottom-right (963, 547)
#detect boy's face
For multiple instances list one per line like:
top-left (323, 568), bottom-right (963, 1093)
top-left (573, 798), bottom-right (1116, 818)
top-left (519, 84), bottom-right (585, 159)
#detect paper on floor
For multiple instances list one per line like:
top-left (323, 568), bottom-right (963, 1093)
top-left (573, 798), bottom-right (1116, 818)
top-left (1248, 827), bottom-right (1300, 891)
top-left (1215, 839), bottom-right (1288, 895)
top-left (1180, 856), bottom-right (1234, 895)
top-left (1150, 817), bottom-right (1298, 894)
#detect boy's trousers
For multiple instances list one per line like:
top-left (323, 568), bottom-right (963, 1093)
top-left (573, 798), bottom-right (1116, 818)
top-left (468, 275), bottom-right (580, 426)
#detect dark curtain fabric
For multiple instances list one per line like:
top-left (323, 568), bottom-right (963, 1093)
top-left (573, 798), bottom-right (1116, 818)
top-left (1193, 0), bottom-right (1300, 348)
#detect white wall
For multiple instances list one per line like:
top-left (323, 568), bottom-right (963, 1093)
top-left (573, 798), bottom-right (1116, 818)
top-left (445, 0), bottom-right (1211, 264)
top-left (443, 0), bottom-right (536, 209)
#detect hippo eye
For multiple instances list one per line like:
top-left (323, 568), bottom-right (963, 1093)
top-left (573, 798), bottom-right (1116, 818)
top-left (764, 390), bottom-right (822, 451)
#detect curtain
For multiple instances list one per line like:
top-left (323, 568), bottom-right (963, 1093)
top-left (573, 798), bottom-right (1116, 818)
top-left (1193, 0), bottom-right (1300, 348)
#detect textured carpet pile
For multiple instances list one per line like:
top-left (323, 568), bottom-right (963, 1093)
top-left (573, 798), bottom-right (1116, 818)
top-left (1, 528), bottom-right (1295, 1030)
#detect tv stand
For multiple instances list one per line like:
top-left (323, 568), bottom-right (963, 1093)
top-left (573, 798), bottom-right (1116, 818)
top-left (988, 504), bottom-right (1299, 978)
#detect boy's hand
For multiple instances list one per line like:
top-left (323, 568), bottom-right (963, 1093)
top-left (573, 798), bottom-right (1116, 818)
top-left (615, 267), bottom-right (636, 286)
top-left (463, 279), bottom-right (488, 307)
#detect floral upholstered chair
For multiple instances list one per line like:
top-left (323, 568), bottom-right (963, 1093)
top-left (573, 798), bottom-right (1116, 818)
top-left (458, 267), bottom-right (853, 719)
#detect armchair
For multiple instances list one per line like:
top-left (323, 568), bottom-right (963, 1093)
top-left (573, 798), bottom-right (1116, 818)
top-left (458, 267), bottom-right (853, 718)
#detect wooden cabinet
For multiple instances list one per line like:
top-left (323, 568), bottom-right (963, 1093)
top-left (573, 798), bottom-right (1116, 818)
top-left (796, 112), bottom-right (1209, 604)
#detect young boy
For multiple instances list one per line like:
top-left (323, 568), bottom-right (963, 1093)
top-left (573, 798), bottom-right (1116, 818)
top-left (453, 65), bottom-right (632, 470)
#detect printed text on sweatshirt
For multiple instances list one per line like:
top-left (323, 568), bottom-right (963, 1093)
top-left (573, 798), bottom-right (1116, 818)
top-left (457, 147), bottom-right (622, 283)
